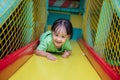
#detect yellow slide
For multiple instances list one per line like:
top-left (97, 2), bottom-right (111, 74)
top-left (9, 41), bottom-right (101, 80)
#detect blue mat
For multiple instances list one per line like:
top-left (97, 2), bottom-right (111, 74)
top-left (47, 12), bottom-right (70, 25)
top-left (72, 28), bottom-right (82, 40)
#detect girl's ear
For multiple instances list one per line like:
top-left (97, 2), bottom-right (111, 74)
top-left (67, 35), bottom-right (71, 39)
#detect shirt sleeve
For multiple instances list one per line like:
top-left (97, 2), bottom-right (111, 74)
top-left (37, 31), bottom-right (51, 51)
top-left (36, 40), bottom-right (47, 51)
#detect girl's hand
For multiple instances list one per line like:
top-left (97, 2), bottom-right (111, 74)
top-left (35, 50), bottom-right (57, 61)
top-left (46, 53), bottom-right (57, 61)
top-left (62, 50), bottom-right (71, 58)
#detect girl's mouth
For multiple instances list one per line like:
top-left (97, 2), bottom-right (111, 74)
top-left (55, 40), bottom-right (62, 46)
top-left (55, 41), bottom-right (61, 44)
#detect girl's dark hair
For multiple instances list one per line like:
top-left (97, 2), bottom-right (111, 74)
top-left (51, 18), bottom-right (73, 39)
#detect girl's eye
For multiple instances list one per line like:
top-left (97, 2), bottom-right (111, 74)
top-left (55, 34), bottom-right (58, 36)
top-left (62, 36), bottom-right (65, 38)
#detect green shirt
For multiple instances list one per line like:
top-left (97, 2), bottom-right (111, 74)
top-left (37, 31), bottom-right (72, 53)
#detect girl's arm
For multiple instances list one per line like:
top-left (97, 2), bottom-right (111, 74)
top-left (62, 50), bottom-right (71, 58)
top-left (35, 50), bottom-right (57, 61)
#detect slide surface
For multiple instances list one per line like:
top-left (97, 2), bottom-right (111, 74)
top-left (9, 41), bottom-right (101, 80)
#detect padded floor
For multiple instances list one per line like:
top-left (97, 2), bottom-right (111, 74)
top-left (9, 41), bottom-right (101, 80)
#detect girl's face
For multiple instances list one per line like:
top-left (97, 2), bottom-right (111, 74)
top-left (52, 26), bottom-right (70, 49)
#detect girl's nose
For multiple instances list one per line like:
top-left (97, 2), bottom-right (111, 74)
top-left (56, 37), bottom-right (61, 41)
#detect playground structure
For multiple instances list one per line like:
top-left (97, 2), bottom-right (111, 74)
top-left (0, 0), bottom-right (120, 80)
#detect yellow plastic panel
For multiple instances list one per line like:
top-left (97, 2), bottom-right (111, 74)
top-left (70, 14), bottom-right (83, 28)
top-left (47, 25), bottom-right (51, 30)
top-left (9, 41), bottom-right (101, 80)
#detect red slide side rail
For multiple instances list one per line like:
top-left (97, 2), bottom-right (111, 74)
top-left (0, 40), bottom-right (39, 71)
top-left (80, 39), bottom-right (120, 80)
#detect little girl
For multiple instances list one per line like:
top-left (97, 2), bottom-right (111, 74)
top-left (35, 18), bottom-right (73, 61)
